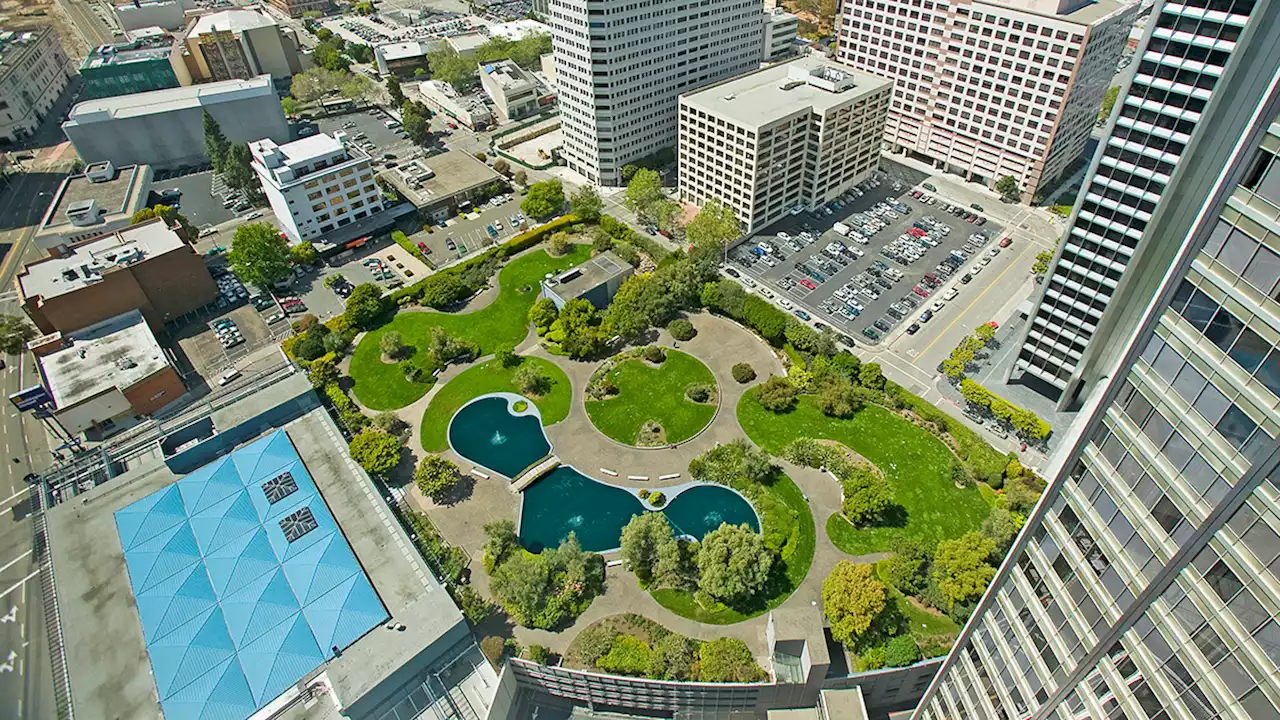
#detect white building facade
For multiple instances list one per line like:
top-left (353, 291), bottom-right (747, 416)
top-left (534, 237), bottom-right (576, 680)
top-left (679, 57), bottom-right (891, 234)
top-left (479, 59), bottom-right (541, 121)
top-left (762, 8), bottom-right (799, 63)
top-left (549, 0), bottom-right (763, 185)
top-left (250, 132), bottom-right (383, 243)
top-left (835, 0), bottom-right (1136, 201)
top-left (0, 27), bottom-right (71, 143)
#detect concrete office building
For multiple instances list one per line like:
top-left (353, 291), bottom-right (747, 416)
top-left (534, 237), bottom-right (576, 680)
top-left (45, 381), bottom-right (497, 720)
top-left (679, 57), bottom-right (892, 234)
top-left (835, 0), bottom-right (1135, 202)
top-left (62, 75), bottom-right (290, 169)
top-left (539, 251), bottom-right (633, 309)
top-left (251, 132), bottom-right (383, 243)
top-left (549, 0), bottom-right (762, 185)
top-left (479, 59), bottom-right (540, 121)
top-left (0, 27), bottom-right (71, 143)
top-left (30, 310), bottom-right (185, 435)
top-left (20, 217), bottom-right (217, 335)
top-left (32, 161), bottom-right (153, 254)
top-left (267, 0), bottom-right (329, 19)
top-left (762, 8), bottom-right (800, 63)
top-left (183, 9), bottom-right (304, 83)
top-left (113, 0), bottom-right (188, 31)
top-left (1010, 0), bottom-right (1263, 408)
top-left (418, 79), bottom-right (493, 129)
top-left (374, 39), bottom-right (442, 76)
top-left (913, 4), bottom-right (1280, 719)
top-left (78, 34), bottom-right (188, 100)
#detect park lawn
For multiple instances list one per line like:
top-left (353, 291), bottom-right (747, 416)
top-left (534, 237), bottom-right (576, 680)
top-left (349, 244), bottom-right (591, 410)
top-left (650, 474), bottom-right (816, 624)
top-left (420, 356), bottom-right (572, 452)
top-left (737, 390), bottom-right (988, 555)
top-left (585, 350), bottom-right (717, 445)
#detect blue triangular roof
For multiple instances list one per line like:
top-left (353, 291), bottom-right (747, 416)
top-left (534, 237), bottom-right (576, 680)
top-left (115, 430), bottom-right (388, 720)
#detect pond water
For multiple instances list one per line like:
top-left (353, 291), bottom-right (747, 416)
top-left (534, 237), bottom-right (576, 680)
top-left (448, 396), bottom-right (550, 478)
top-left (450, 393), bottom-right (760, 553)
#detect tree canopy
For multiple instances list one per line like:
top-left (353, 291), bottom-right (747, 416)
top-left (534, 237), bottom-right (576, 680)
top-left (932, 531), bottom-right (997, 610)
top-left (619, 512), bottom-right (675, 586)
top-left (348, 429), bottom-right (402, 475)
top-left (203, 110), bottom-right (229, 171)
top-left (697, 523), bottom-right (772, 603)
top-left (570, 185), bottom-right (603, 222)
top-left (697, 638), bottom-right (767, 682)
top-left (822, 561), bottom-right (887, 645)
top-left (227, 223), bottom-right (292, 288)
top-left (414, 454), bottom-right (460, 502)
top-left (0, 315), bottom-right (36, 355)
top-left (522, 179), bottom-right (565, 218)
top-left (343, 283), bottom-right (389, 329)
top-left (624, 169), bottom-right (664, 221)
top-left (995, 175), bottom-right (1020, 202)
top-left (685, 199), bottom-right (740, 250)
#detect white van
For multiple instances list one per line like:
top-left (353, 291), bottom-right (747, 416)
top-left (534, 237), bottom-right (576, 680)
top-left (218, 367), bottom-right (242, 386)
top-left (832, 222), bottom-right (851, 237)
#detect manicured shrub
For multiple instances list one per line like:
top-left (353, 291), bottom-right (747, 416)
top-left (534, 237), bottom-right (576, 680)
top-left (756, 376), bottom-right (797, 412)
top-left (731, 362), bottom-right (756, 383)
top-left (527, 644), bottom-right (551, 664)
top-left (649, 491), bottom-right (666, 507)
top-left (480, 636), bottom-right (506, 665)
top-left (644, 345), bottom-right (666, 363)
top-left (685, 384), bottom-right (712, 403)
top-left (667, 318), bottom-right (695, 340)
top-left (595, 635), bottom-right (651, 675)
top-left (885, 635), bottom-right (921, 667)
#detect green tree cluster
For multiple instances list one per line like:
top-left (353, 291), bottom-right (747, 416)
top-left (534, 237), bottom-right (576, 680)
top-left (343, 283), bottom-right (390, 329)
top-left (487, 532), bottom-right (606, 629)
top-left (348, 428), bottom-right (402, 475)
top-left (960, 378), bottom-right (1051, 440)
top-left (414, 454), bottom-right (460, 502)
top-left (822, 561), bottom-right (887, 645)
top-left (521, 179), bottom-right (565, 218)
top-left (995, 175), bottom-right (1021, 202)
top-left (0, 315), bottom-right (36, 355)
top-left (543, 298), bottom-right (604, 359)
top-left (401, 100), bottom-right (432, 145)
top-left (697, 523), bottom-right (772, 603)
top-left (228, 223), bottom-right (291, 288)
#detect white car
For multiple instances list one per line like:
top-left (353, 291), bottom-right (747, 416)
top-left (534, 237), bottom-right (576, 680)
top-left (942, 287), bottom-right (959, 301)
top-left (989, 247), bottom-right (1001, 256)
top-left (218, 368), bottom-right (242, 386)
top-left (970, 265), bottom-right (983, 275)
top-left (777, 231), bottom-right (791, 241)
top-left (759, 287), bottom-right (775, 299)
top-left (931, 301), bottom-right (945, 313)
top-left (741, 277), bottom-right (757, 288)
top-left (778, 298), bottom-right (794, 310)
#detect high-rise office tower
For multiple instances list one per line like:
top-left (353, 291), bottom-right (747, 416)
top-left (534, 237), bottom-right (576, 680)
top-left (1009, 0), bottom-right (1271, 409)
top-left (914, 1), bottom-right (1280, 718)
top-left (549, 0), bottom-right (762, 186)
top-left (835, 0), bottom-right (1135, 203)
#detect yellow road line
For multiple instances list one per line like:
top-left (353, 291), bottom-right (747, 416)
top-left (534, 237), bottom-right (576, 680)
top-left (911, 245), bottom-right (1030, 365)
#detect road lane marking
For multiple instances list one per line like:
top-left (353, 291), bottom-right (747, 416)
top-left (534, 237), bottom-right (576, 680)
top-left (910, 246), bottom-right (1030, 365)
top-left (0, 568), bottom-right (39, 600)
top-left (0, 485), bottom-right (25, 506)
top-left (0, 549), bottom-right (31, 575)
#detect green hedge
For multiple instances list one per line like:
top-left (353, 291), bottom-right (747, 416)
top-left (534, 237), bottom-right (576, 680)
top-left (392, 230), bottom-right (433, 268)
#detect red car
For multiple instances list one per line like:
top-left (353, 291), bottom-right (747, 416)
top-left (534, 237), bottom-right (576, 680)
top-left (907, 227), bottom-right (926, 237)
top-left (799, 278), bottom-right (816, 290)
top-left (913, 286), bottom-right (930, 298)
top-left (999, 237), bottom-right (1012, 247)
top-left (417, 240), bottom-right (429, 252)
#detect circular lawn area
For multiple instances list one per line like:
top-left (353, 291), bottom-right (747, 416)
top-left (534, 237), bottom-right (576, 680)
top-left (585, 349), bottom-right (717, 446)
top-left (420, 355), bottom-right (572, 452)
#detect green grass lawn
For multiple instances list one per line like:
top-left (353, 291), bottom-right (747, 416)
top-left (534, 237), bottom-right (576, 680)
top-left (585, 350), bottom-right (717, 445)
top-left (349, 245), bottom-right (591, 410)
top-left (420, 356), bottom-right (572, 451)
top-left (737, 390), bottom-right (988, 555)
top-left (650, 474), bottom-right (816, 624)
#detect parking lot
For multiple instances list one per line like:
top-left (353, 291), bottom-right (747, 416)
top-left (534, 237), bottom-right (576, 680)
top-left (145, 169), bottom-right (250, 230)
top-left (311, 108), bottom-right (424, 170)
top-left (727, 172), bottom-right (1006, 344)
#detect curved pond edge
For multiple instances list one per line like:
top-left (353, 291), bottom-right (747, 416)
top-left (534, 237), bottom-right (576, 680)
top-left (447, 392), bottom-right (547, 480)
top-left (447, 391), bottom-right (761, 553)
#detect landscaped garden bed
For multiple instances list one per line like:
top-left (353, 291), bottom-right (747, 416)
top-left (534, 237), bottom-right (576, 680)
top-left (584, 347), bottom-right (718, 446)
top-left (564, 614), bottom-right (766, 682)
top-left (420, 355), bottom-right (571, 452)
top-left (349, 244), bottom-right (590, 410)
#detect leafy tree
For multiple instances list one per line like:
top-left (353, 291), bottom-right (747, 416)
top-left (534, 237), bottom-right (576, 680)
top-left (544, 298), bottom-right (602, 358)
top-left (685, 198), bottom-right (740, 250)
top-left (548, 231), bottom-right (573, 256)
top-left (698, 638), bottom-right (766, 682)
top-left (932, 532), bottom-right (997, 610)
top-left (290, 67), bottom-right (348, 103)
top-left (823, 561), bottom-right (887, 645)
top-left (427, 47), bottom-right (478, 90)
top-left (841, 467), bottom-right (893, 526)
top-left (419, 272), bottom-right (469, 308)
top-left (942, 357), bottom-right (966, 380)
top-left (651, 199), bottom-right (681, 234)
top-left (415, 454), bottom-right (460, 502)
top-left (697, 523), bottom-right (772, 603)
top-left (975, 323), bottom-right (997, 343)
top-left (817, 379), bottom-right (862, 418)
top-left (513, 169), bottom-right (527, 186)
top-left (341, 73), bottom-right (376, 103)
top-left (343, 282), bottom-right (389, 329)
top-left (372, 411), bottom-right (409, 442)
top-left (884, 538), bottom-right (931, 596)
top-left (346, 42), bottom-right (374, 64)
top-left (281, 96), bottom-right (299, 116)
top-left (386, 75), bottom-right (404, 106)
top-left (203, 110), bottom-right (229, 171)
top-left (521, 179), bottom-right (565, 218)
top-left (667, 318), bottom-right (695, 341)
top-left (1099, 85), bottom-right (1120, 120)
top-left (402, 100), bottom-right (432, 145)
top-left (755, 376), bottom-right (797, 412)
top-left (313, 40), bottom-right (352, 72)
top-left (222, 143), bottom-right (256, 193)
top-left (529, 297), bottom-right (559, 334)
top-left (619, 512), bottom-right (675, 586)
top-left (701, 278), bottom-right (747, 318)
top-left (131, 204), bottom-right (194, 234)
top-left (624, 168), bottom-right (664, 220)
top-left (602, 273), bottom-right (653, 340)
top-left (995, 175), bottom-right (1021, 202)
top-left (982, 507), bottom-right (1021, 558)
top-left (1032, 249), bottom-right (1054, 275)
top-left (290, 241), bottom-right (317, 266)
top-left (741, 296), bottom-right (788, 344)
top-left (0, 315), bottom-right (36, 355)
top-left (570, 185), bottom-right (603, 221)
top-left (314, 26), bottom-right (333, 41)
top-left (228, 223), bottom-right (291, 287)
top-left (596, 634), bottom-right (652, 675)
top-left (885, 636), bottom-right (921, 667)
top-left (348, 429), bottom-right (402, 475)
top-left (859, 362), bottom-right (885, 391)
top-left (307, 354), bottom-right (339, 386)
top-left (482, 519), bottom-right (518, 568)
top-left (489, 533), bottom-right (604, 628)
top-left (647, 633), bottom-right (698, 680)
top-left (514, 363), bottom-right (549, 396)
top-left (1003, 477), bottom-right (1041, 515)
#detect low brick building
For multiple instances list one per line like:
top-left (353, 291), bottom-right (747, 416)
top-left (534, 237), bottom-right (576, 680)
top-left (18, 218), bottom-right (217, 335)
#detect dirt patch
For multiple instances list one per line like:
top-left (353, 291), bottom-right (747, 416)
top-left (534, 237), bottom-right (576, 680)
top-left (636, 420), bottom-right (666, 447)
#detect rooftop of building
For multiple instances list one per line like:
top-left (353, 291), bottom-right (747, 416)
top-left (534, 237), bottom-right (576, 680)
top-left (80, 37), bottom-right (175, 70)
top-left (384, 147), bottom-right (501, 206)
top-left (47, 402), bottom-right (465, 720)
top-left (189, 8), bottom-right (277, 36)
top-left (126, 25), bottom-right (170, 42)
top-left (446, 31), bottom-right (487, 53)
top-left (0, 27), bottom-right (50, 75)
top-left (65, 75), bottom-right (275, 124)
top-left (38, 310), bottom-right (170, 408)
top-left (21, 218), bottom-right (186, 300)
top-left (487, 18), bottom-right (551, 41)
top-left (114, 0), bottom-right (181, 8)
top-left (480, 58), bottom-right (535, 89)
top-left (377, 38), bottom-right (444, 60)
top-left (546, 251), bottom-right (631, 298)
top-left (766, 7), bottom-right (798, 21)
top-left (266, 132), bottom-right (347, 166)
top-left (980, 0), bottom-right (1133, 25)
top-left (420, 79), bottom-right (491, 113)
top-left (682, 56), bottom-right (892, 127)
top-left (251, 132), bottom-right (362, 186)
top-left (37, 161), bottom-right (150, 232)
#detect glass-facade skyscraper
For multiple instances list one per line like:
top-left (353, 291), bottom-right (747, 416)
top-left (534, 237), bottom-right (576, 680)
top-left (915, 0), bottom-right (1280, 717)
